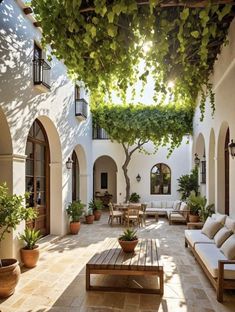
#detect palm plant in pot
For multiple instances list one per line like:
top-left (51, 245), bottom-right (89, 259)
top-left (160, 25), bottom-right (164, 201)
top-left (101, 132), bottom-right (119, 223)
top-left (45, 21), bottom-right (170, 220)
top-left (19, 227), bottom-right (42, 268)
top-left (0, 183), bottom-right (37, 298)
top-left (89, 199), bottom-right (103, 221)
top-left (66, 200), bottom-right (85, 234)
top-left (187, 192), bottom-right (201, 222)
top-left (118, 228), bottom-right (138, 253)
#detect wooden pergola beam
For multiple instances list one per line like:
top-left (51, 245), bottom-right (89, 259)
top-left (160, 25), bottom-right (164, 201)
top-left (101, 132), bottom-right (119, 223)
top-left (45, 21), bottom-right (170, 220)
top-left (79, 0), bottom-right (235, 13)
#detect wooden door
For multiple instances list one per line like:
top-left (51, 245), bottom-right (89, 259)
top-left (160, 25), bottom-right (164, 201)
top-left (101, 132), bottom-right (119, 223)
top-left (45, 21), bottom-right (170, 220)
top-left (25, 120), bottom-right (50, 236)
top-left (225, 128), bottom-right (230, 215)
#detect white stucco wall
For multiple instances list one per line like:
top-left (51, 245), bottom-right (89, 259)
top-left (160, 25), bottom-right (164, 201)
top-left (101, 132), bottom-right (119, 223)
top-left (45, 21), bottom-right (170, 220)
top-left (193, 19), bottom-right (235, 218)
top-left (0, 0), bottom-right (93, 258)
top-left (93, 137), bottom-right (191, 203)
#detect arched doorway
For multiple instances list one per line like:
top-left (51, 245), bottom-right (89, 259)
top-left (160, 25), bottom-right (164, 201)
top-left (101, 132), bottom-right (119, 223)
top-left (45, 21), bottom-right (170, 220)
top-left (72, 150), bottom-right (80, 201)
top-left (195, 133), bottom-right (206, 197)
top-left (93, 156), bottom-right (117, 204)
top-left (208, 129), bottom-right (215, 205)
top-left (25, 119), bottom-right (50, 236)
top-left (217, 122), bottom-right (230, 214)
top-left (225, 128), bottom-right (230, 215)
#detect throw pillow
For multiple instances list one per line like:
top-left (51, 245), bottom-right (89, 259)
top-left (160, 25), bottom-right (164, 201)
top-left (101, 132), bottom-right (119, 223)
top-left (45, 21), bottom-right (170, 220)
top-left (225, 217), bottom-right (235, 233)
top-left (179, 202), bottom-right (187, 212)
top-left (201, 217), bottom-right (223, 239)
top-left (173, 200), bottom-right (181, 210)
top-left (220, 234), bottom-right (235, 260)
top-left (214, 227), bottom-right (233, 247)
top-left (211, 213), bottom-right (226, 225)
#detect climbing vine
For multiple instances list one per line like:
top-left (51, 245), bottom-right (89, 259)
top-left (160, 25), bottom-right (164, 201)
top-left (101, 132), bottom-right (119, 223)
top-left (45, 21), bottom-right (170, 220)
top-left (32, 0), bottom-right (234, 114)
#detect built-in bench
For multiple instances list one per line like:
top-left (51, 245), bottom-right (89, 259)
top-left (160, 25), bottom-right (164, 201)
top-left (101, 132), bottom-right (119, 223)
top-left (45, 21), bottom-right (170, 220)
top-left (185, 213), bottom-right (235, 302)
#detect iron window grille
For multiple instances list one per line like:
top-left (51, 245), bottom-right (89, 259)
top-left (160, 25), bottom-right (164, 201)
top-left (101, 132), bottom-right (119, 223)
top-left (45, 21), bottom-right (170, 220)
top-left (33, 59), bottom-right (51, 89)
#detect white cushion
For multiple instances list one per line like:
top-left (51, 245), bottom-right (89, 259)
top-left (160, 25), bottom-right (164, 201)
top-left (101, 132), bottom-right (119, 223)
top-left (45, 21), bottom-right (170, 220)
top-left (195, 243), bottom-right (235, 279)
top-left (169, 213), bottom-right (186, 222)
top-left (161, 201), bottom-right (167, 208)
top-left (201, 217), bottom-right (223, 239)
top-left (214, 227), bottom-right (232, 248)
top-left (220, 234), bottom-right (235, 260)
top-left (185, 229), bottom-right (214, 247)
top-left (179, 202), bottom-right (187, 211)
top-left (173, 200), bottom-right (181, 210)
top-left (211, 213), bottom-right (227, 225)
top-left (166, 201), bottom-right (174, 208)
top-left (225, 217), bottom-right (235, 233)
top-left (151, 201), bottom-right (162, 208)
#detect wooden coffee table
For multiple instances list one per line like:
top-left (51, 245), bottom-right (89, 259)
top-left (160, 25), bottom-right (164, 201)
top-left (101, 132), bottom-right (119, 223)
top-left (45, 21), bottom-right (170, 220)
top-left (86, 238), bottom-right (164, 294)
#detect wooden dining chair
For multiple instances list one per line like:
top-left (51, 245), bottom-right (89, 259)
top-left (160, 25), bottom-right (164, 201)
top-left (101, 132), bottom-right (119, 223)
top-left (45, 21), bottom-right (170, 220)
top-left (108, 203), bottom-right (123, 226)
top-left (123, 206), bottom-right (141, 227)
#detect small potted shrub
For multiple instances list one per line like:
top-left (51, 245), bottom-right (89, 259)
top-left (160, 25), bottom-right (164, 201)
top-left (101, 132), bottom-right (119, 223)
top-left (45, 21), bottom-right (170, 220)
top-left (89, 199), bottom-right (103, 221)
top-left (129, 192), bottom-right (140, 203)
top-left (19, 227), bottom-right (42, 268)
top-left (0, 183), bottom-right (37, 298)
top-left (85, 208), bottom-right (94, 224)
top-left (66, 200), bottom-right (85, 234)
top-left (118, 228), bottom-right (138, 253)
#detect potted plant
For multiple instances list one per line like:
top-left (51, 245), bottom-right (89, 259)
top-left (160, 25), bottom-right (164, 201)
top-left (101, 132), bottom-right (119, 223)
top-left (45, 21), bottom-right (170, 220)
top-left (89, 199), bottom-right (103, 221)
top-left (85, 208), bottom-right (94, 224)
top-left (198, 200), bottom-right (214, 223)
top-left (187, 192), bottom-right (201, 222)
top-left (118, 228), bottom-right (138, 253)
top-left (66, 200), bottom-right (85, 234)
top-left (19, 227), bottom-right (42, 268)
top-left (177, 168), bottom-right (199, 200)
top-left (0, 183), bottom-right (36, 298)
top-left (129, 192), bottom-right (140, 203)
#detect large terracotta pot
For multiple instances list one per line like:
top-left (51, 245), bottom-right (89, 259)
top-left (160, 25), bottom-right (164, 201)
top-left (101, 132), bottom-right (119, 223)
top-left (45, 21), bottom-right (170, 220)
top-left (189, 214), bottom-right (200, 223)
top-left (0, 259), bottom-right (20, 298)
top-left (86, 215), bottom-right (94, 224)
top-left (70, 221), bottom-right (81, 234)
top-left (94, 210), bottom-right (101, 221)
top-left (118, 239), bottom-right (138, 253)
top-left (20, 246), bottom-right (40, 268)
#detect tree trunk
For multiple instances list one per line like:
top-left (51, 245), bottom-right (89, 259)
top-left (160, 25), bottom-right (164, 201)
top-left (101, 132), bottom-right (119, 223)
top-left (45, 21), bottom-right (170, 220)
top-left (122, 154), bottom-right (131, 203)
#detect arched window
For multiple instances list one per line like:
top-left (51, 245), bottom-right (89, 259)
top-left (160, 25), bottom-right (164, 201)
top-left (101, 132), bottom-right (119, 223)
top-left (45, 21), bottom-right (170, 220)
top-left (150, 163), bottom-right (171, 195)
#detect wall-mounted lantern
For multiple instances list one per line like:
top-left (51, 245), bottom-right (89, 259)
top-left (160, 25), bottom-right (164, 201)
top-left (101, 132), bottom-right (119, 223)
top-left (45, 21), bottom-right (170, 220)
top-left (228, 139), bottom-right (235, 158)
top-left (136, 174), bottom-right (141, 182)
top-left (66, 157), bottom-right (73, 170)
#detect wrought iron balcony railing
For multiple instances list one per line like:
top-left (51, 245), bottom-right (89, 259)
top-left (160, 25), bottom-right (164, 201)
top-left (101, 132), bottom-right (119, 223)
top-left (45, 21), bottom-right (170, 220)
top-left (93, 126), bottom-right (109, 139)
top-left (33, 59), bottom-right (51, 89)
top-left (75, 98), bottom-right (88, 120)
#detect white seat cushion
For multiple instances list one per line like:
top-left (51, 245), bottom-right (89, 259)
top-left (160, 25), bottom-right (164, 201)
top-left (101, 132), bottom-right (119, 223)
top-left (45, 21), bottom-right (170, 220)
top-left (185, 229), bottom-right (214, 247)
top-left (169, 212), bottom-right (186, 222)
top-left (166, 201), bottom-right (175, 208)
top-left (173, 200), bottom-right (181, 210)
top-left (195, 243), bottom-right (235, 279)
top-left (179, 202), bottom-right (188, 211)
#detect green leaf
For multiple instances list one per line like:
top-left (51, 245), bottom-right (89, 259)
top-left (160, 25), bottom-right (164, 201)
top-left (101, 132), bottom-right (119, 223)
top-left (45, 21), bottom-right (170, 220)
top-left (107, 11), bottom-right (115, 23)
top-left (107, 24), bottom-right (118, 37)
top-left (180, 8), bottom-right (189, 21)
top-left (191, 31), bottom-right (199, 39)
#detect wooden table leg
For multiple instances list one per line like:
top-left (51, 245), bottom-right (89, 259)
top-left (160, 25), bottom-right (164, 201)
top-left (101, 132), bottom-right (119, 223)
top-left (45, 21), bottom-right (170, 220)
top-left (86, 265), bottom-right (91, 290)
top-left (159, 270), bottom-right (164, 295)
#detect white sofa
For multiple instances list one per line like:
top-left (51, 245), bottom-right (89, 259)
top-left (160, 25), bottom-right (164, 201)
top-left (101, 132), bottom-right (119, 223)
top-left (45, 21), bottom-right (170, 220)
top-left (185, 213), bottom-right (235, 302)
top-left (145, 200), bottom-right (189, 224)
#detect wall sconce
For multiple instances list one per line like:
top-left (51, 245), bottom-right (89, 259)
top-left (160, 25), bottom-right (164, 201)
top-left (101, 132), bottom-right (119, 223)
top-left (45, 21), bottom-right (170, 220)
top-left (228, 139), bottom-right (235, 158)
top-left (66, 157), bottom-right (73, 170)
top-left (136, 174), bottom-right (141, 182)
top-left (194, 153), bottom-right (200, 166)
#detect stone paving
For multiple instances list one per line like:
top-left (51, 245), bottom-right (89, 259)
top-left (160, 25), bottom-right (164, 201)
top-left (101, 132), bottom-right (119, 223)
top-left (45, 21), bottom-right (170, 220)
top-left (1, 213), bottom-right (235, 312)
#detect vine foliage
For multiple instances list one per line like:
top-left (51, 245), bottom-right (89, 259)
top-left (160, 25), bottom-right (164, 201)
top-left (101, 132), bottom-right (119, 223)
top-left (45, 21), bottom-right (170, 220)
top-left (32, 0), bottom-right (234, 112)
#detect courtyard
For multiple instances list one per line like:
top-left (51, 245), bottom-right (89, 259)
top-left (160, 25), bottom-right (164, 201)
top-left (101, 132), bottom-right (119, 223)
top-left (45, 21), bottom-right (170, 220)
top-left (1, 214), bottom-right (235, 312)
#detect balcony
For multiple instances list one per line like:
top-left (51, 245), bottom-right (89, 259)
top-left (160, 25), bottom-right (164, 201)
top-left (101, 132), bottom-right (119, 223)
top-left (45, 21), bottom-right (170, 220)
top-left (75, 98), bottom-right (88, 121)
top-left (33, 59), bottom-right (51, 90)
top-left (93, 126), bottom-right (109, 139)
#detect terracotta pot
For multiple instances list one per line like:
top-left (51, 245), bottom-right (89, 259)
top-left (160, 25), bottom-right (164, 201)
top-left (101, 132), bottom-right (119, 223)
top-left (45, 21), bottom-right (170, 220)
top-left (189, 214), bottom-right (200, 223)
top-left (0, 259), bottom-right (20, 298)
top-left (94, 210), bottom-right (101, 221)
top-left (70, 221), bottom-right (81, 234)
top-left (20, 246), bottom-right (40, 268)
top-left (118, 239), bottom-right (138, 253)
top-left (86, 215), bottom-right (94, 224)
